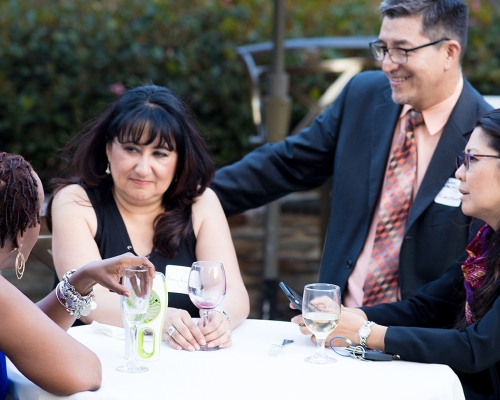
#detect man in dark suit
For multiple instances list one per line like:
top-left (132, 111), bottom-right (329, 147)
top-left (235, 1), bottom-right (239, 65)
top-left (212, 0), bottom-right (492, 305)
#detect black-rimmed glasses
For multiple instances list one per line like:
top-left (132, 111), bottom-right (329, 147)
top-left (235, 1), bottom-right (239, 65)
top-left (369, 38), bottom-right (450, 65)
top-left (456, 152), bottom-right (500, 171)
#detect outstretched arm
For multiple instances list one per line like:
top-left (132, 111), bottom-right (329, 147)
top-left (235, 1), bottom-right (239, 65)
top-left (37, 253), bottom-right (155, 330)
top-left (51, 184), bottom-right (127, 326)
top-left (0, 253), bottom-right (154, 395)
top-left (0, 276), bottom-right (101, 395)
top-left (211, 89), bottom-right (346, 216)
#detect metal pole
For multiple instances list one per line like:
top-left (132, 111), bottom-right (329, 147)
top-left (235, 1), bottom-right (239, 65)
top-left (261, 0), bottom-right (292, 320)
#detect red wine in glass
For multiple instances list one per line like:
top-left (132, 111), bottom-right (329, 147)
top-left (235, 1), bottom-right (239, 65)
top-left (188, 261), bottom-right (226, 351)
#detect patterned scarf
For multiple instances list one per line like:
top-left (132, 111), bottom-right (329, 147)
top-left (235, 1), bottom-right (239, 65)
top-left (461, 223), bottom-right (493, 324)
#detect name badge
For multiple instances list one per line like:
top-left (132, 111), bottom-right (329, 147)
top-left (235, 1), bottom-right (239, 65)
top-left (434, 178), bottom-right (461, 207)
top-left (165, 265), bottom-right (190, 294)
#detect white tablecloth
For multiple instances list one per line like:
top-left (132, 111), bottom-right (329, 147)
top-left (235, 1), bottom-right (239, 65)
top-left (7, 319), bottom-right (465, 400)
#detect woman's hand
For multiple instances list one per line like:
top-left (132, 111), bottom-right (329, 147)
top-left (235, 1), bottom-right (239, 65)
top-left (291, 314), bottom-right (311, 336)
top-left (334, 311), bottom-right (387, 351)
top-left (69, 253), bottom-right (155, 296)
top-left (291, 310), bottom-right (368, 347)
top-left (162, 308), bottom-right (206, 352)
top-left (329, 310), bottom-right (366, 345)
top-left (198, 310), bottom-right (232, 349)
top-left (163, 309), bottom-right (232, 351)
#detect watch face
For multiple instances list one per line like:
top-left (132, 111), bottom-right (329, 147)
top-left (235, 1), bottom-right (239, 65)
top-left (359, 326), bottom-right (370, 337)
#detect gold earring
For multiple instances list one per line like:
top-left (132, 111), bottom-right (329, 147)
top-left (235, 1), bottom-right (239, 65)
top-left (13, 244), bottom-right (26, 280)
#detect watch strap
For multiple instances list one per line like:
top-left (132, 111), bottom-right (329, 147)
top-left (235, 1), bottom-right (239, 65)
top-left (358, 321), bottom-right (375, 348)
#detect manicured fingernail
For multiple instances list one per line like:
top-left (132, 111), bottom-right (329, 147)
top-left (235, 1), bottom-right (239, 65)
top-left (200, 340), bottom-right (206, 346)
top-left (187, 345), bottom-right (195, 352)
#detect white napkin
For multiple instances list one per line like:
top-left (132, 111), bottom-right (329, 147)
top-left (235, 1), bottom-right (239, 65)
top-left (90, 321), bottom-right (125, 340)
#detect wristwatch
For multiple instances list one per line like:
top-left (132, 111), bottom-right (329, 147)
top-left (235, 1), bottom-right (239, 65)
top-left (358, 321), bottom-right (375, 348)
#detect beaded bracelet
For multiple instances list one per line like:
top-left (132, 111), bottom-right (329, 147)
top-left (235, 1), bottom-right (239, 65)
top-left (56, 270), bottom-right (97, 319)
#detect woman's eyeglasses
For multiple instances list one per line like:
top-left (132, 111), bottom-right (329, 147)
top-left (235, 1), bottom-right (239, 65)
top-left (456, 152), bottom-right (500, 171)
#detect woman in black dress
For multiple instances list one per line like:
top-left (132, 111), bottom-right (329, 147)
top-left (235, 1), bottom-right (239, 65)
top-left (50, 85), bottom-right (249, 351)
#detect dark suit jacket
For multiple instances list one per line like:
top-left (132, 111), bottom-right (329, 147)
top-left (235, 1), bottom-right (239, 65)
top-left (362, 251), bottom-right (500, 400)
top-left (212, 71), bottom-right (492, 299)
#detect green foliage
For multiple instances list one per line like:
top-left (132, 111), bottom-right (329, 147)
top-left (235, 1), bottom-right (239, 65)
top-left (0, 0), bottom-right (499, 186)
top-left (0, 0), bottom-right (261, 183)
top-left (463, 1), bottom-right (500, 96)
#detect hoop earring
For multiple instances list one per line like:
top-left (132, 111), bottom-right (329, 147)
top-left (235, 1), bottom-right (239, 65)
top-left (105, 163), bottom-right (111, 175)
top-left (13, 244), bottom-right (26, 280)
top-left (174, 174), bottom-right (178, 183)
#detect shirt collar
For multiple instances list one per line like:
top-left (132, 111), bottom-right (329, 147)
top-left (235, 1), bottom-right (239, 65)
top-left (400, 76), bottom-right (464, 136)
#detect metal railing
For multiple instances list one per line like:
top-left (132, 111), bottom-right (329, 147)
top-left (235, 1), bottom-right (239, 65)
top-left (237, 36), bottom-right (376, 143)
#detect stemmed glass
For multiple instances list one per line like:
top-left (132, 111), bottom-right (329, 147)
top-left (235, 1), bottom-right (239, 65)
top-left (117, 267), bottom-right (152, 373)
top-left (302, 283), bottom-right (341, 364)
top-left (188, 261), bottom-right (226, 351)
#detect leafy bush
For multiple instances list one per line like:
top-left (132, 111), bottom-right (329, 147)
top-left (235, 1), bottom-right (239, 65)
top-left (0, 0), bottom-right (498, 186)
top-left (463, 1), bottom-right (500, 96)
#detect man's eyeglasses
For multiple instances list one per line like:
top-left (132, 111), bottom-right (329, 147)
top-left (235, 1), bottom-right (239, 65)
top-left (456, 152), bottom-right (500, 171)
top-left (369, 38), bottom-right (450, 65)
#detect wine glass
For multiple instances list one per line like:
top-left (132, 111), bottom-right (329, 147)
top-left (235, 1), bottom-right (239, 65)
top-left (188, 261), bottom-right (226, 351)
top-left (302, 283), bottom-right (341, 364)
top-left (117, 267), bottom-right (152, 373)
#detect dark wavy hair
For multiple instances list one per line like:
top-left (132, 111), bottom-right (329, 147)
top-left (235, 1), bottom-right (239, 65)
top-left (380, 0), bottom-right (468, 62)
top-left (455, 109), bottom-right (500, 330)
top-left (0, 152), bottom-right (40, 248)
top-left (49, 85), bottom-right (215, 257)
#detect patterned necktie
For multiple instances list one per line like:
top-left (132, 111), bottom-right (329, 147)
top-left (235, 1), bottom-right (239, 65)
top-left (363, 109), bottom-right (423, 306)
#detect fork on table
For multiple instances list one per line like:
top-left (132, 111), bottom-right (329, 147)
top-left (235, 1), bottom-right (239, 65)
top-left (269, 339), bottom-right (294, 356)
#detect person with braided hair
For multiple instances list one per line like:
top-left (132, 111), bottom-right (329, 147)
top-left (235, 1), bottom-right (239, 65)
top-left (0, 152), bottom-right (155, 396)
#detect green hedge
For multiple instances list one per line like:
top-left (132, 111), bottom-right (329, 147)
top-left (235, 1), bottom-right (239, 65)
top-left (0, 0), bottom-right (498, 186)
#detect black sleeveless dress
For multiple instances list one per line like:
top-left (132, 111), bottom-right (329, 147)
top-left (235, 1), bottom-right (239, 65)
top-left (85, 183), bottom-right (199, 317)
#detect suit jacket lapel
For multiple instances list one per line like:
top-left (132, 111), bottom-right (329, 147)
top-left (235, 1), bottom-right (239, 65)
top-left (406, 81), bottom-right (477, 230)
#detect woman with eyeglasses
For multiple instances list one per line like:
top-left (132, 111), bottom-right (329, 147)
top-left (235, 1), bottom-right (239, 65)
top-left (0, 152), bottom-right (155, 396)
top-left (294, 109), bottom-right (500, 400)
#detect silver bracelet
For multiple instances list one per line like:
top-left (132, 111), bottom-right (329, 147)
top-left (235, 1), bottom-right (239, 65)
top-left (210, 308), bottom-right (230, 322)
top-left (56, 270), bottom-right (97, 319)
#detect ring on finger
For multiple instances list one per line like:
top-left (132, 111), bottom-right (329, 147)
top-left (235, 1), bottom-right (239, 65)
top-left (167, 326), bottom-right (177, 337)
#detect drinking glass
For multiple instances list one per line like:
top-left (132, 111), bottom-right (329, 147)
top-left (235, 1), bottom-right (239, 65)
top-left (117, 267), bottom-right (152, 373)
top-left (188, 261), bottom-right (226, 351)
top-left (302, 283), bottom-right (341, 364)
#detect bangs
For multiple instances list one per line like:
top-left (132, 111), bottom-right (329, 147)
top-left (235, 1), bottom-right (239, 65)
top-left (111, 105), bottom-right (177, 150)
